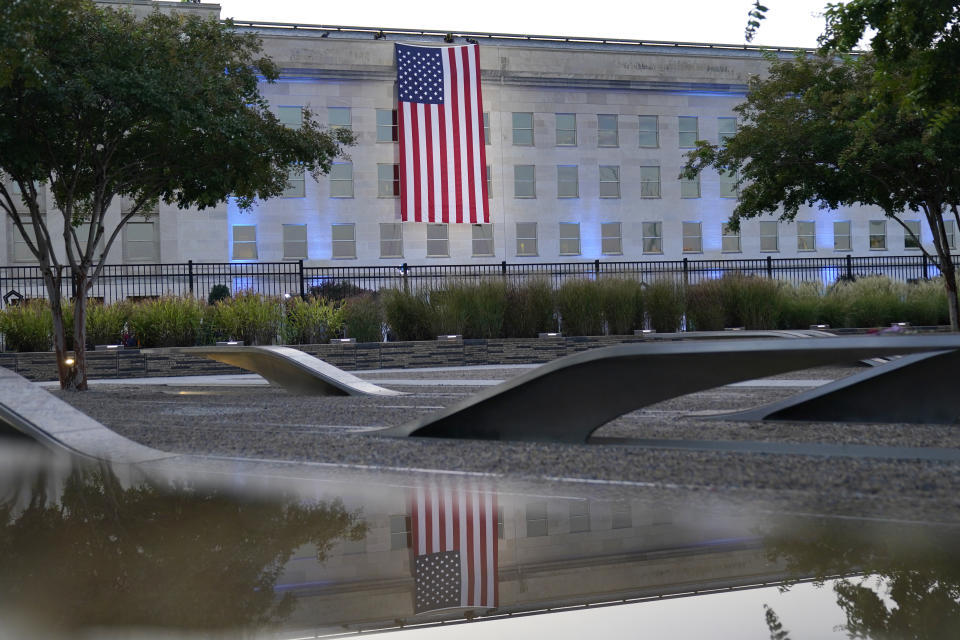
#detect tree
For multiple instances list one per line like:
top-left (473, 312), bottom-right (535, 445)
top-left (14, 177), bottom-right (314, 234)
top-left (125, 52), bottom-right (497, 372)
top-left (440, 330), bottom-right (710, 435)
top-left (682, 51), bottom-right (960, 330)
top-left (0, 0), bottom-right (353, 390)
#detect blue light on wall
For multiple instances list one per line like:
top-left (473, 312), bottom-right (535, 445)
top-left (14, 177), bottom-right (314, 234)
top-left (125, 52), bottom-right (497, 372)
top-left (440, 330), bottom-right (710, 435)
top-left (820, 266), bottom-right (842, 286)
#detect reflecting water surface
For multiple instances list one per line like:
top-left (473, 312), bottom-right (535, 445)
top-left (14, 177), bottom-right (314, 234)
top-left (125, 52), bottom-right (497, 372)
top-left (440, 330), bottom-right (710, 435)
top-left (0, 443), bottom-right (957, 639)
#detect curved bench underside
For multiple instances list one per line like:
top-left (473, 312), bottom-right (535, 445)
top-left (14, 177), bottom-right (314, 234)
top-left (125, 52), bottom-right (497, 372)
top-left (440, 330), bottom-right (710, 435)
top-left (160, 346), bottom-right (405, 397)
top-left (375, 336), bottom-right (960, 443)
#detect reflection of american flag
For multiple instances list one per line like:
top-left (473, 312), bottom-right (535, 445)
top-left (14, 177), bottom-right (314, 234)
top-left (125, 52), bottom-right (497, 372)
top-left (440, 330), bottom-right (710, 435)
top-left (396, 43), bottom-right (489, 224)
top-left (411, 486), bottom-right (497, 613)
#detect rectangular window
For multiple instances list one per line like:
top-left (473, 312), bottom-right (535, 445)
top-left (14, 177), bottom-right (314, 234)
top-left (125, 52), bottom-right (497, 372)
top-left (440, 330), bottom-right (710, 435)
top-left (525, 501), bottom-right (548, 537)
top-left (642, 221), bottom-right (662, 254)
top-left (122, 217), bottom-right (159, 262)
top-left (640, 166), bottom-right (660, 198)
top-left (945, 220), bottom-right (957, 250)
top-left (483, 112), bottom-right (491, 144)
top-left (834, 221), bottom-right (852, 251)
top-left (719, 170), bottom-right (738, 198)
top-left (557, 165), bottom-right (578, 198)
top-left (760, 220), bottom-right (779, 252)
top-left (380, 222), bottom-right (403, 258)
top-left (638, 115), bottom-right (659, 148)
top-left (283, 166), bottom-right (305, 198)
top-left (376, 109), bottom-right (398, 142)
top-left (797, 221), bottom-right (816, 251)
top-left (559, 222), bottom-right (580, 256)
top-left (569, 501), bottom-right (590, 533)
top-left (869, 220), bottom-right (887, 250)
top-left (718, 117), bottom-right (737, 144)
top-left (599, 165), bottom-right (621, 198)
top-left (556, 113), bottom-right (576, 146)
top-left (330, 163), bottom-right (353, 198)
top-left (682, 221), bottom-right (702, 253)
top-left (426, 223), bottom-right (449, 257)
top-left (597, 114), bottom-right (618, 147)
top-left (389, 515), bottom-right (411, 550)
top-left (74, 221), bottom-right (104, 258)
top-left (722, 223), bottom-right (741, 253)
top-left (611, 502), bottom-right (632, 530)
top-left (472, 224), bottom-right (494, 257)
top-left (9, 217), bottom-right (41, 263)
top-left (377, 163), bottom-right (399, 197)
top-left (328, 106), bottom-right (351, 129)
top-left (331, 223), bottom-right (356, 259)
top-left (678, 116), bottom-right (698, 148)
top-left (232, 225), bottom-right (257, 260)
top-left (277, 106), bottom-right (303, 129)
top-left (516, 222), bottom-right (538, 256)
top-left (904, 220), bottom-right (921, 250)
top-left (680, 175), bottom-right (700, 198)
top-left (514, 164), bottom-right (536, 198)
top-left (601, 222), bottom-right (622, 255)
top-left (486, 164), bottom-right (492, 198)
top-left (282, 224), bottom-right (308, 259)
top-left (512, 112), bottom-right (534, 146)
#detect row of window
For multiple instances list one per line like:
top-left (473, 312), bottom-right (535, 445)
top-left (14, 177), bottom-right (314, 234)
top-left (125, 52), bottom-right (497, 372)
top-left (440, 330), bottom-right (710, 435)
top-left (282, 105), bottom-right (733, 149)
top-left (285, 162), bottom-right (737, 199)
top-left (9, 216), bottom-right (158, 263)
top-left (231, 219), bottom-right (954, 261)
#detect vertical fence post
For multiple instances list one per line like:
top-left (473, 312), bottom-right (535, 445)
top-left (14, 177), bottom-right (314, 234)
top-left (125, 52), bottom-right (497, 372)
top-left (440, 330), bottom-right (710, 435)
top-left (765, 255), bottom-right (773, 279)
top-left (846, 254), bottom-right (854, 281)
top-left (594, 259), bottom-right (600, 280)
top-left (682, 257), bottom-right (689, 287)
top-left (188, 260), bottom-right (194, 296)
top-left (401, 262), bottom-right (409, 294)
top-left (70, 266), bottom-right (78, 300)
top-left (298, 259), bottom-right (306, 297)
top-left (922, 253), bottom-right (929, 280)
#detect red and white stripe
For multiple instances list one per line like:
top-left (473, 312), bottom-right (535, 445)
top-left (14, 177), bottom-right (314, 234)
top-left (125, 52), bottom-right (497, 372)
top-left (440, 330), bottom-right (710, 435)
top-left (411, 484), bottom-right (498, 608)
top-left (399, 44), bottom-right (490, 224)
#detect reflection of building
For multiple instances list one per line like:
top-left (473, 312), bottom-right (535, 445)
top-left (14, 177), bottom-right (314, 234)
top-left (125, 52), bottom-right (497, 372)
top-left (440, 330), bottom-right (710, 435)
top-left (280, 487), bottom-right (786, 635)
top-left (4, 0), bottom-right (950, 269)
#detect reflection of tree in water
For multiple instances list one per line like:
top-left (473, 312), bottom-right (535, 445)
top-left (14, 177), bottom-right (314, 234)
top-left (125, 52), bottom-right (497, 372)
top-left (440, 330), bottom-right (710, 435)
top-left (0, 463), bottom-right (365, 634)
top-left (763, 518), bottom-right (960, 640)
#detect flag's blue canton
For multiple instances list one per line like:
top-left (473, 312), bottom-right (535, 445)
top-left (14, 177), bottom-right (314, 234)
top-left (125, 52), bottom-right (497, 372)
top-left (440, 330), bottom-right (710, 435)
top-left (397, 45), bottom-right (444, 105)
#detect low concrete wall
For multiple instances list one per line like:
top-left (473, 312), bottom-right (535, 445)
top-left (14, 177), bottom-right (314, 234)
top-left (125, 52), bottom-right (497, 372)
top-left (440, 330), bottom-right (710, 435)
top-left (0, 335), bottom-right (648, 382)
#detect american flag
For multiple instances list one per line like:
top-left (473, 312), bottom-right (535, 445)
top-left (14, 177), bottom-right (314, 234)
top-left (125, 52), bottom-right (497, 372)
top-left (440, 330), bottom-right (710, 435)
top-left (411, 485), bottom-right (498, 613)
top-left (396, 43), bottom-right (490, 224)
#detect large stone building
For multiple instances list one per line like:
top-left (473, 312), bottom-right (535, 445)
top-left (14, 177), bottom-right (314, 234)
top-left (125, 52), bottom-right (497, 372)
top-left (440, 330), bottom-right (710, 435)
top-left (4, 0), bottom-right (947, 269)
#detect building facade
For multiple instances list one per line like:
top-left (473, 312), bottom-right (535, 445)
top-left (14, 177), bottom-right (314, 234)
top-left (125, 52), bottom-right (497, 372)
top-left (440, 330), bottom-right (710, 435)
top-left (3, 0), bottom-right (950, 269)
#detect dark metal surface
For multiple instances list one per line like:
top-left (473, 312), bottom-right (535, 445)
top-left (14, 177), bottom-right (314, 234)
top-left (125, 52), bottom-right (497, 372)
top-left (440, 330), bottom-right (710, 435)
top-left (718, 349), bottom-right (960, 424)
top-left (375, 336), bottom-right (960, 443)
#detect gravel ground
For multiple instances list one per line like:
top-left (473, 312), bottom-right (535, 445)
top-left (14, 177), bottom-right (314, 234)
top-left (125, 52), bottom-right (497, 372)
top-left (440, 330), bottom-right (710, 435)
top-left (52, 363), bottom-right (960, 523)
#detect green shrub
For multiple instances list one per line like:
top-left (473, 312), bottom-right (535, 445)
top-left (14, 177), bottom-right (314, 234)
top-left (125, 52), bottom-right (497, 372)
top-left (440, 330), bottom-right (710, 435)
top-left (684, 279), bottom-right (725, 331)
top-left (210, 291), bottom-right (282, 345)
top-left (207, 284), bottom-right (231, 306)
top-left (310, 280), bottom-right (372, 302)
top-left (903, 279), bottom-right (950, 326)
top-left (825, 276), bottom-right (906, 327)
top-left (644, 279), bottom-right (685, 332)
top-left (282, 296), bottom-right (345, 344)
top-left (503, 279), bottom-right (555, 338)
top-left (382, 289), bottom-right (435, 341)
top-left (342, 294), bottom-right (382, 343)
top-left (778, 281), bottom-right (823, 329)
top-left (430, 281), bottom-right (508, 338)
top-left (599, 278), bottom-right (644, 335)
top-left (0, 300), bottom-right (52, 352)
top-left (555, 279), bottom-right (604, 336)
top-left (720, 274), bottom-right (783, 329)
top-left (128, 296), bottom-right (204, 347)
top-left (85, 300), bottom-right (131, 347)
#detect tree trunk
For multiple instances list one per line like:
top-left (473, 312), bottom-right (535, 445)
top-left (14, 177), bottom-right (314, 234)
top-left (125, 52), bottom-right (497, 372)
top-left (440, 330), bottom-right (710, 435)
top-left (941, 260), bottom-right (960, 332)
top-left (70, 277), bottom-right (89, 391)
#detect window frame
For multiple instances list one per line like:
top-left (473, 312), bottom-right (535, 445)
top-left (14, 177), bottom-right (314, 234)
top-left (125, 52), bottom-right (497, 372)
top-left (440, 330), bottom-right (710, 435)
top-left (869, 220), bottom-right (887, 250)
top-left (556, 113), bottom-right (577, 146)
top-left (231, 224), bottom-right (258, 261)
top-left (379, 222), bottom-right (403, 259)
top-left (834, 221), bottom-right (852, 251)
top-left (282, 223), bottom-right (308, 260)
top-left (512, 112), bottom-right (534, 146)
top-left (639, 166), bottom-right (661, 199)
top-left (601, 222), bottom-right (622, 255)
top-left (759, 220), bottom-right (779, 252)
top-left (377, 163), bottom-right (400, 198)
top-left (642, 221), bottom-right (662, 254)
top-left (678, 116), bottom-right (698, 148)
top-left (721, 223), bottom-right (741, 253)
top-left (282, 165), bottom-right (305, 198)
top-left (514, 164), bottom-right (536, 199)
top-left (599, 165), bottom-right (621, 199)
top-left (682, 221), bottom-right (702, 253)
top-left (557, 165), bottom-right (579, 198)
top-left (797, 221), bottom-right (816, 252)
top-left (717, 117), bottom-right (737, 144)
top-left (515, 222), bottom-right (538, 257)
top-left (904, 219), bottom-right (922, 250)
top-left (558, 222), bottom-right (581, 256)
top-left (597, 114), bottom-right (618, 147)
top-left (426, 223), bottom-right (449, 258)
top-left (329, 163), bottom-right (354, 198)
top-left (680, 174), bottom-right (700, 199)
top-left (277, 105), bottom-right (303, 129)
top-left (376, 108), bottom-right (398, 143)
top-left (328, 106), bottom-right (352, 130)
top-left (331, 223), bottom-right (357, 259)
top-left (471, 224), bottom-right (494, 257)
top-left (638, 115), bottom-right (659, 148)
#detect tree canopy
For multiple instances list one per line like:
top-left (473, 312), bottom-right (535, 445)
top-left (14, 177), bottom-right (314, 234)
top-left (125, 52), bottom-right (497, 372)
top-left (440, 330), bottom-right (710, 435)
top-left (0, 0), bottom-right (353, 389)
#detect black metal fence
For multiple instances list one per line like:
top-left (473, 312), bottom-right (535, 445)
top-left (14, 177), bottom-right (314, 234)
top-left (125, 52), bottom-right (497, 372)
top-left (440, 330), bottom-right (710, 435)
top-left (0, 254), bottom-right (954, 308)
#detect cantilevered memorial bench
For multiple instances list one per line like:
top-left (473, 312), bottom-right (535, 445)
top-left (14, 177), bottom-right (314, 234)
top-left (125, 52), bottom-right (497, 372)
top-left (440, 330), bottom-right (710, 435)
top-left (157, 345), bottom-right (405, 397)
top-left (375, 335), bottom-right (960, 444)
